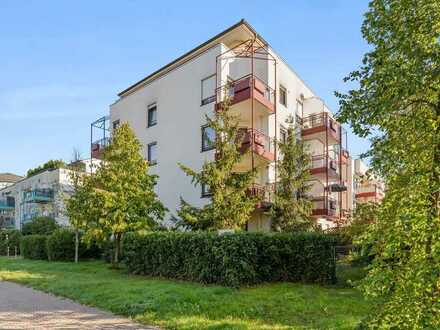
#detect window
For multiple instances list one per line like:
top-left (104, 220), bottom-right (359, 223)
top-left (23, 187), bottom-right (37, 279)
top-left (201, 75), bottom-right (216, 105)
top-left (113, 120), bottom-right (120, 130)
top-left (279, 85), bottom-right (287, 107)
top-left (201, 183), bottom-right (212, 198)
top-left (201, 125), bottom-right (215, 151)
top-left (147, 142), bottom-right (157, 165)
top-left (147, 103), bottom-right (157, 127)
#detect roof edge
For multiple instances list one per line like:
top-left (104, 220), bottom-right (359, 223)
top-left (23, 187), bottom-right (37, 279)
top-left (117, 19), bottom-right (265, 98)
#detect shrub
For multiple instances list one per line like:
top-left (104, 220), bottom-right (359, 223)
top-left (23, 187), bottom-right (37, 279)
top-left (123, 232), bottom-right (336, 287)
top-left (0, 230), bottom-right (22, 256)
top-left (20, 235), bottom-right (48, 260)
top-left (46, 229), bottom-right (103, 261)
top-left (21, 217), bottom-right (59, 236)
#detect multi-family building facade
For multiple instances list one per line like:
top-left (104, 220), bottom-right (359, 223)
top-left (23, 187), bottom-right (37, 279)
top-left (91, 20), bottom-right (353, 230)
top-left (0, 160), bottom-right (96, 230)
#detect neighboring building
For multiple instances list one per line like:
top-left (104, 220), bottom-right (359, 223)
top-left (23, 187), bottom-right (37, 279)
top-left (353, 159), bottom-right (385, 204)
top-left (0, 160), bottom-right (97, 230)
top-left (0, 173), bottom-right (23, 190)
top-left (91, 19), bottom-right (353, 230)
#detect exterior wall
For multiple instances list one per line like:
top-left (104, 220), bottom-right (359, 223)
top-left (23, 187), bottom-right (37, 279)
top-left (110, 44), bottom-right (224, 223)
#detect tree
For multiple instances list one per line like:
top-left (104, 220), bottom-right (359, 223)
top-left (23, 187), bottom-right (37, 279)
top-left (65, 160), bottom-right (90, 263)
top-left (335, 0), bottom-right (440, 327)
top-left (27, 159), bottom-right (66, 177)
top-left (270, 116), bottom-right (314, 232)
top-left (176, 94), bottom-right (258, 230)
top-left (21, 216), bottom-right (59, 235)
top-left (83, 123), bottom-right (166, 266)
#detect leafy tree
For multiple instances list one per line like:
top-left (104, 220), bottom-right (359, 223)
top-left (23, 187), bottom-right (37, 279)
top-left (27, 159), bottom-right (66, 177)
top-left (177, 94), bottom-right (258, 230)
top-left (65, 162), bottom-right (91, 263)
top-left (21, 216), bottom-right (59, 235)
top-left (336, 0), bottom-right (440, 327)
top-left (270, 116), bottom-right (314, 232)
top-left (83, 123), bottom-right (166, 266)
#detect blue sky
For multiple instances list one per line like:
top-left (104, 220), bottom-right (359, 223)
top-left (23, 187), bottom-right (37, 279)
top-left (0, 0), bottom-right (370, 175)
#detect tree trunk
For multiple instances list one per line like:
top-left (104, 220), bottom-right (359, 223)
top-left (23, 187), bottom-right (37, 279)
top-left (74, 229), bottom-right (79, 263)
top-left (113, 234), bottom-right (121, 267)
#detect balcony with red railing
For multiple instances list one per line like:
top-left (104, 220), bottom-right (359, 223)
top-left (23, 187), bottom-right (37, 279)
top-left (301, 112), bottom-right (341, 143)
top-left (355, 184), bottom-right (384, 201)
top-left (311, 196), bottom-right (339, 218)
top-left (309, 154), bottom-right (340, 178)
top-left (238, 128), bottom-right (275, 162)
top-left (91, 137), bottom-right (110, 159)
top-left (216, 74), bottom-right (275, 115)
top-left (247, 183), bottom-right (275, 209)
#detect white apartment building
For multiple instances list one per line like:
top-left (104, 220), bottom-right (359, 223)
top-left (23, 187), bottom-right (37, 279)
top-left (92, 20), bottom-right (353, 230)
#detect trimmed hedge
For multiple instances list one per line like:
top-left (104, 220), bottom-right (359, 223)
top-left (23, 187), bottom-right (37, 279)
top-left (123, 232), bottom-right (336, 287)
top-left (0, 230), bottom-right (22, 255)
top-left (46, 229), bottom-right (102, 261)
top-left (20, 235), bottom-right (48, 260)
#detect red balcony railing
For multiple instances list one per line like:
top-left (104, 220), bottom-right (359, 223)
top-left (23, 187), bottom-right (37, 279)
top-left (301, 112), bottom-right (341, 141)
top-left (238, 128), bottom-right (275, 162)
top-left (355, 184), bottom-right (384, 200)
top-left (91, 137), bottom-right (110, 159)
top-left (216, 74), bottom-right (275, 113)
top-left (311, 196), bottom-right (338, 217)
top-left (310, 154), bottom-right (339, 177)
top-left (247, 183), bottom-right (276, 209)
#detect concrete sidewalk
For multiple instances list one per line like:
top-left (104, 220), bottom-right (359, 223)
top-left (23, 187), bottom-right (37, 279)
top-left (0, 281), bottom-right (158, 329)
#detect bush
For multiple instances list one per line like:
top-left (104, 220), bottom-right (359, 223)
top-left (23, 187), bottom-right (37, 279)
top-left (0, 230), bottom-right (22, 256)
top-left (46, 229), bottom-right (103, 261)
top-left (20, 235), bottom-right (48, 260)
top-left (123, 232), bottom-right (336, 287)
top-left (21, 217), bottom-right (59, 236)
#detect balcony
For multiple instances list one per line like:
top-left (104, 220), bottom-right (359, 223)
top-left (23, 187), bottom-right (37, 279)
top-left (23, 189), bottom-right (54, 203)
top-left (91, 137), bottom-right (110, 159)
top-left (238, 128), bottom-right (275, 163)
top-left (247, 183), bottom-right (275, 209)
top-left (0, 197), bottom-right (15, 210)
top-left (355, 184), bottom-right (384, 201)
top-left (309, 154), bottom-right (339, 178)
top-left (311, 196), bottom-right (338, 218)
top-left (301, 112), bottom-right (341, 144)
top-left (216, 74), bottom-right (275, 119)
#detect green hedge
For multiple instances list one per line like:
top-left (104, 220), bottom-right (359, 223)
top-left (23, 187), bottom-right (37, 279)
top-left (46, 229), bottom-right (102, 261)
top-left (20, 235), bottom-right (48, 260)
top-left (0, 230), bottom-right (22, 256)
top-left (123, 232), bottom-right (336, 287)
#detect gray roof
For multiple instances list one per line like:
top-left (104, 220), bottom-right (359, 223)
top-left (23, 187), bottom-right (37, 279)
top-left (0, 173), bottom-right (23, 183)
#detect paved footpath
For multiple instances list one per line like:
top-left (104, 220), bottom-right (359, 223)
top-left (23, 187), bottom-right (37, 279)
top-left (0, 281), bottom-right (158, 330)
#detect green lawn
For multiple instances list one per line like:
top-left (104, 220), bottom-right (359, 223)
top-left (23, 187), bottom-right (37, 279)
top-left (0, 257), bottom-right (370, 329)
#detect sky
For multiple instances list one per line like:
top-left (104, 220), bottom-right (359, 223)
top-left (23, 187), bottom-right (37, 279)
top-left (0, 0), bottom-right (371, 176)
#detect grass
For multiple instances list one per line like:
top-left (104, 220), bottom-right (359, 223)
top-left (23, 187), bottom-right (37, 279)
top-left (0, 257), bottom-right (371, 329)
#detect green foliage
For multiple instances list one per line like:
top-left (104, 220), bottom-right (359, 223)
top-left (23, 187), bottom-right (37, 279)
top-left (0, 258), bottom-right (371, 330)
top-left (336, 0), bottom-right (440, 327)
top-left (82, 123), bottom-right (166, 265)
top-left (21, 216), bottom-right (59, 236)
top-left (46, 228), bottom-right (102, 261)
top-left (123, 232), bottom-right (336, 287)
top-left (26, 159), bottom-right (66, 177)
top-left (271, 115), bottom-right (314, 232)
top-left (20, 235), bottom-right (48, 260)
top-left (177, 93), bottom-right (257, 230)
top-left (0, 230), bottom-right (21, 255)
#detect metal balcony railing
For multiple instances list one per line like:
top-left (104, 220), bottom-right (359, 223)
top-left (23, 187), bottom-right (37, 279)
top-left (238, 128), bottom-right (276, 161)
top-left (216, 74), bottom-right (275, 111)
top-left (23, 189), bottom-right (54, 203)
